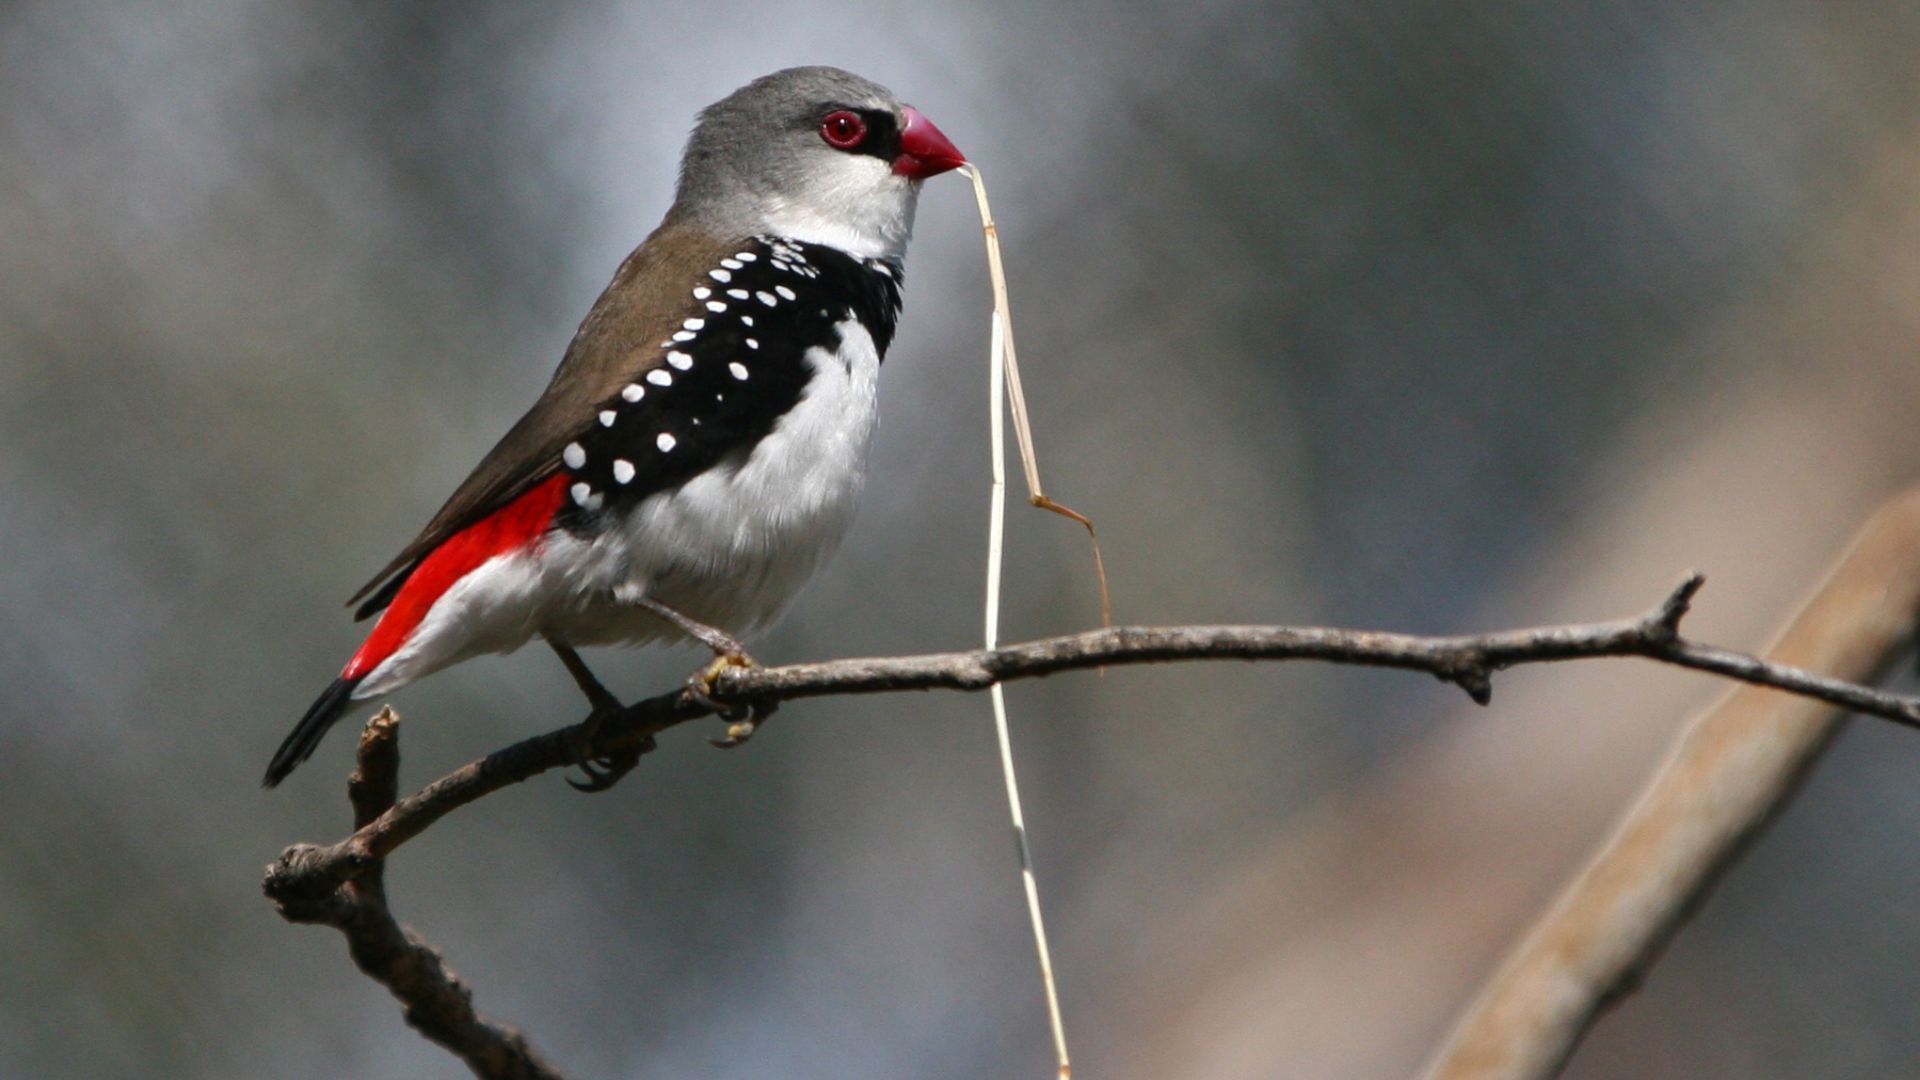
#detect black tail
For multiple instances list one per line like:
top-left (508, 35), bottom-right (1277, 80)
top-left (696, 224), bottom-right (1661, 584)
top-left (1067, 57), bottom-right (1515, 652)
top-left (264, 676), bottom-right (362, 787)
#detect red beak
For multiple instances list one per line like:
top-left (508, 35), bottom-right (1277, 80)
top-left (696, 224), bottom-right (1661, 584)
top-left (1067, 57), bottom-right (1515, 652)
top-left (893, 105), bottom-right (966, 179)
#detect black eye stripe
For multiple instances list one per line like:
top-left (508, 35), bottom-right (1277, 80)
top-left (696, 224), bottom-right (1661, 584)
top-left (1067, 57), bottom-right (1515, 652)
top-left (816, 105), bottom-right (899, 162)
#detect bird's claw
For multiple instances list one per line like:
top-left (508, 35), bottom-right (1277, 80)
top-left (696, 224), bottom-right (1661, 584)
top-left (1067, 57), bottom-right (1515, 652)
top-left (708, 697), bottom-right (779, 749)
top-left (681, 651), bottom-right (753, 710)
top-left (567, 735), bottom-right (653, 793)
top-left (676, 652), bottom-right (779, 748)
top-left (708, 713), bottom-right (757, 749)
top-left (565, 701), bottom-right (653, 793)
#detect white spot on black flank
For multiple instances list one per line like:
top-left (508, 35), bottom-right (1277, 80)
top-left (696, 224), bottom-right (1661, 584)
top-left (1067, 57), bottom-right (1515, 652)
top-left (775, 285), bottom-right (796, 301)
top-left (657, 433), bottom-right (677, 452)
top-left (612, 459), bottom-right (635, 484)
top-left (646, 369), bottom-right (673, 386)
top-left (683, 318), bottom-right (705, 331)
top-left (729, 362), bottom-right (749, 380)
top-left (599, 409), bottom-right (617, 427)
top-left (727, 288), bottom-right (748, 300)
top-left (705, 300), bottom-right (727, 313)
top-left (709, 268), bottom-right (731, 283)
top-left (745, 338), bottom-right (759, 349)
top-left (756, 291), bottom-right (776, 306)
top-left (673, 330), bottom-right (696, 342)
top-left (693, 286), bottom-right (712, 300)
top-left (622, 383), bottom-right (645, 402)
top-left (740, 316), bottom-right (754, 327)
top-left (570, 481), bottom-right (593, 506)
top-left (563, 442), bottom-right (586, 469)
top-left (720, 258), bottom-right (743, 270)
top-left (667, 350), bottom-right (693, 370)
top-left (734, 252), bottom-right (756, 262)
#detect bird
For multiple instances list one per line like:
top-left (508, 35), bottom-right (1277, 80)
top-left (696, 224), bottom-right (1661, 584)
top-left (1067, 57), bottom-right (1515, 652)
top-left (265, 66), bottom-right (966, 788)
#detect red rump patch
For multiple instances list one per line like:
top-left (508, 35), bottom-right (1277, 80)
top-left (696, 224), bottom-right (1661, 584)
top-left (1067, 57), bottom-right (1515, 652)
top-left (343, 474), bottom-right (570, 680)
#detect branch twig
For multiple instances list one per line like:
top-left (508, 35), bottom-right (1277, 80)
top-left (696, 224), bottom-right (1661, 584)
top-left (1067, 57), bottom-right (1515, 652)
top-left (1420, 489), bottom-right (1920, 1079)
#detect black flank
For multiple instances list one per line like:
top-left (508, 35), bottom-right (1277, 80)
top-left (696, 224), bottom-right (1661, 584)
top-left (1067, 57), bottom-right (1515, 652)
top-left (554, 236), bottom-right (902, 535)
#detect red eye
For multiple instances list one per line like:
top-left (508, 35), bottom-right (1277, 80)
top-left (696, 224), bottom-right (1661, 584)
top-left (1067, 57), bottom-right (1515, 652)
top-left (820, 110), bottom-right (867, 149)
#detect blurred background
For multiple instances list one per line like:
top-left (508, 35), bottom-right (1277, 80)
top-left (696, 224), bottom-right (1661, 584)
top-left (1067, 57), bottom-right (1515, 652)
top-left (4, 2), bottom-right (1920, 1077)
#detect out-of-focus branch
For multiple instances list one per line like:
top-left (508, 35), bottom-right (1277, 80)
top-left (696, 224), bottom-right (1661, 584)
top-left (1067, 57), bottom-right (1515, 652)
top-left (263, 709), bottom-right (566, 1080)
top-left (1420, 488), bottom-right (1920, 1080)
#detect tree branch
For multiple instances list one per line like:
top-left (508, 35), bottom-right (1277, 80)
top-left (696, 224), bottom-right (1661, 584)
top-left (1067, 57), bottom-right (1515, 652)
top-left (268, 574), bottom-right (1920, 902)
top-left (264, 709), bottom-right (566, 1080)
top-left (265, 518), bottom-right (1920, 1080)
top-left (1419, 488), bottom-right (1920, 1079)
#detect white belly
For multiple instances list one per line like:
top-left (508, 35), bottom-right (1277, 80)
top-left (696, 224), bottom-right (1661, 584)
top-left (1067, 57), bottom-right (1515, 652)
top-left (355, 320), bottom-right (881, 698)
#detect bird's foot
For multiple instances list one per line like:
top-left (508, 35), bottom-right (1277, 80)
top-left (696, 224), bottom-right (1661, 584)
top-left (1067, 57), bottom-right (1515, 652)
top-left (550, 640), bottom-right (654, 791)
top-left (561, 676), bottom-right (657, 793)
top-left (566, 702), bottom-right (657, 793)
top-left (681, 650), bottom-right (753, 714)
top-left (677, 651), bottom-right (777, 748)
top-left (628, 598), bottom-right (767, 741)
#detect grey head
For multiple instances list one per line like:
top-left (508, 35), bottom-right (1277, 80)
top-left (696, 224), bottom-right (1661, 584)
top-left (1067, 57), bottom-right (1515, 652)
top-left (666, 67), bottom-right (966, 262)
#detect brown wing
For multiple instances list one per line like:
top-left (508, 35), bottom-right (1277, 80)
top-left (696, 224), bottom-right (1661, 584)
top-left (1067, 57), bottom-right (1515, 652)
top-left (346, 221), bottom-right (739, 613)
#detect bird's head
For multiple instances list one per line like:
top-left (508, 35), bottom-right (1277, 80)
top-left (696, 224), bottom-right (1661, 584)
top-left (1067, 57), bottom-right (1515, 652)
top-left (669, 66), bottom-right (966, 262)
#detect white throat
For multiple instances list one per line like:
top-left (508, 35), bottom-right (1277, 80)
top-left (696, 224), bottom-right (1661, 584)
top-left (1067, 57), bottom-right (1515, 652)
top-left (758, 180), bottom-right (919, 261)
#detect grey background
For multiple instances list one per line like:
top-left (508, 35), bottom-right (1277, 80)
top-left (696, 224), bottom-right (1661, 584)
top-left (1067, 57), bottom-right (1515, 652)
top-left (4, 2), bottom-right (1920, 1077)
